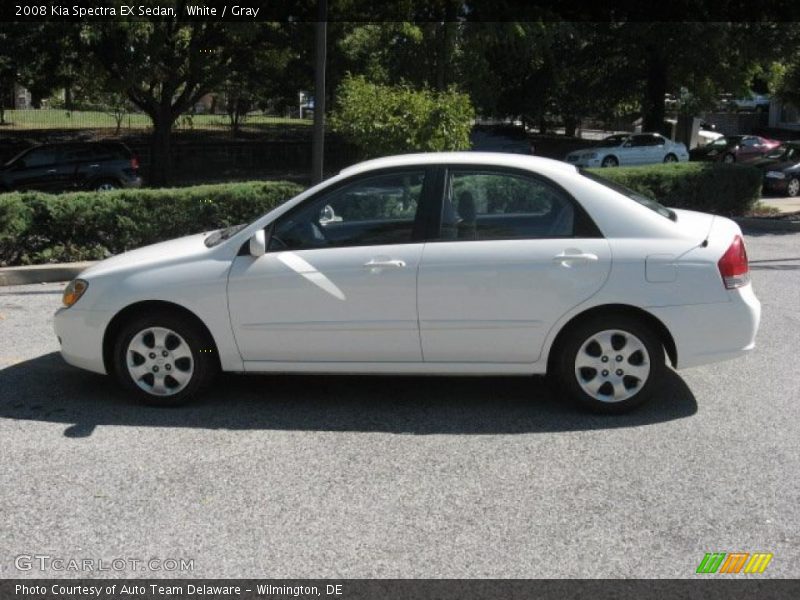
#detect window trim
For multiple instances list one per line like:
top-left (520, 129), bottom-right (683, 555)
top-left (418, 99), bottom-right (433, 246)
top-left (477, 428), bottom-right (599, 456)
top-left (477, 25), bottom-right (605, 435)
top-left (264, 166), bottom-right (438, 253)
top-left (428, 164), bottom-right (603, 242)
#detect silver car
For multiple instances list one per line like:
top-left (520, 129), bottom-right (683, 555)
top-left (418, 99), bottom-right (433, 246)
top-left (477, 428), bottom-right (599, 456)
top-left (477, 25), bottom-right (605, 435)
top-left (565, 133), bottom-right (690, 168)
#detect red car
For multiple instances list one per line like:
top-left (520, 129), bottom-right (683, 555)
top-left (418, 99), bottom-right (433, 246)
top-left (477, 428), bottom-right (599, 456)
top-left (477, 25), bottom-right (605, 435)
top-left (689, 135), bottom-right (782, 163)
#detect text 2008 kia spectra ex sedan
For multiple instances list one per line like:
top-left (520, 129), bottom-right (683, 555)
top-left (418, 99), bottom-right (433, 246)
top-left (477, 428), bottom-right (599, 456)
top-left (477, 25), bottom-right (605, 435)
top-left (54, 153), bottom-right (760, 413)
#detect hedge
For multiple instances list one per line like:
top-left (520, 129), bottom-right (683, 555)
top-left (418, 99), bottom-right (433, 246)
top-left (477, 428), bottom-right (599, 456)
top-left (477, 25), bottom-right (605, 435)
top-left (0, 163), bottom-right (763, 267)
top-left (0, 181), bottom-right (303, 267)
top-left (586, 162), bottom-right (761, 216)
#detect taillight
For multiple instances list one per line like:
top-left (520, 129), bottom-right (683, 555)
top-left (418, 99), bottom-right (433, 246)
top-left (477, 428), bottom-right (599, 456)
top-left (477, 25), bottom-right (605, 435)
top-left (131, 156), bottom-right (140, 170)
top-left (718, 235), bottom-right (750, 289)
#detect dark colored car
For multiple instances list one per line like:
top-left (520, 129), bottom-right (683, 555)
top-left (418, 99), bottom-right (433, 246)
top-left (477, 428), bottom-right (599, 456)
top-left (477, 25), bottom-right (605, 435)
top-left (754, 142), bottom-right (800, 197)
top-left (0, 142), bottom-right (142, 193)
top-left (689, 135), bottom-right (781, 164)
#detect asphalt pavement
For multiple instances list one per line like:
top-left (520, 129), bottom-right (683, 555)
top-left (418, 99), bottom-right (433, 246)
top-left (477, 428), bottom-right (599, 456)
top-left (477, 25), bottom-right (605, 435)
top-left (0, 232), bottom-right (798, 579)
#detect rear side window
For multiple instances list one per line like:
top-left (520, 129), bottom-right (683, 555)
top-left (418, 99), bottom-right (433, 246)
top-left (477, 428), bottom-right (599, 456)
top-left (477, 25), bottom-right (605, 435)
top-left (439, 170), bottom-right (581, 240)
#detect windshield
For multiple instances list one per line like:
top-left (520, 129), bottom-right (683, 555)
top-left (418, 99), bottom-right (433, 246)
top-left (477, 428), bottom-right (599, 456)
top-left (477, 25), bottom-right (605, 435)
top-left (600, 134), bottom-right (629, 146)
top-left (3, 149), bottom-right (29, 167)
top-left (204, 223), bottom-right (247, 247)
top-left (580, 169), bottom-right (676, 221)
top-left (708, 136), bottom-right (741, 148)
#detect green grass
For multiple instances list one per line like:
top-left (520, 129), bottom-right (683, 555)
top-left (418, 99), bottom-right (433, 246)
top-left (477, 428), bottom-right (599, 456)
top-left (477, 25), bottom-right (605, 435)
top-left (0, 109), bottom-right (312, 131)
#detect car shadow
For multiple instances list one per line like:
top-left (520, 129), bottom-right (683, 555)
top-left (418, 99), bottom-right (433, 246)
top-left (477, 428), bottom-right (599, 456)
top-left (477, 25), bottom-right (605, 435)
top-left (0, 353), bottom-right (697, 438)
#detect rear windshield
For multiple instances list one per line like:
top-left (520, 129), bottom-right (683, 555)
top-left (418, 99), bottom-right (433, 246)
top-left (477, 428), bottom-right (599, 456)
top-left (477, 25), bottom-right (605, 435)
top-left (580, 169), bottom-right (676, 221)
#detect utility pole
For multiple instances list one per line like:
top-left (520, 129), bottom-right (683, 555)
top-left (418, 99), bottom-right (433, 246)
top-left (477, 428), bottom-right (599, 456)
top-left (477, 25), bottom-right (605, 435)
top-left (311, 0), bottom-right (327, 184)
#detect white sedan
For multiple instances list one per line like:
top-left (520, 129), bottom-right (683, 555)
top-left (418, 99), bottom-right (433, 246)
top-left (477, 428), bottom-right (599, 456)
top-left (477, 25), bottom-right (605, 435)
top-left (565, 133), bottom-right (690, 167)
top-left (54, 153), bottom-right (760, 413)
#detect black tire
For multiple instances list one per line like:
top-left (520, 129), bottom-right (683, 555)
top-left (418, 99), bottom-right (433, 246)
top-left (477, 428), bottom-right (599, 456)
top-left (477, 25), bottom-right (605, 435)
top-left (722, 153), bottom-right (736, 164)
top-left (112, 311), bottom-right (219, 406)
top-left (553, 314), bottom-right (665, 414)
top-left (663, 153), bottom-right (678, 163)
top-left (93, 179), bottom-right (119, 192)
top-left (601, 155), bottom-right (619, 168)
top-left (786, 177), bottom-right (799, 198)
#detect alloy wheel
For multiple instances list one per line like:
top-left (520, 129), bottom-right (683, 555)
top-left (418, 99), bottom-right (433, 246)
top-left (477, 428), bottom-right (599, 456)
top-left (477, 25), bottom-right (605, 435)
top-left (574, 329), bottom-right (651, 403)
top-left (787, 177), bottom-right (799, 197)
top-left (126, 327), bottom-right (194, 396)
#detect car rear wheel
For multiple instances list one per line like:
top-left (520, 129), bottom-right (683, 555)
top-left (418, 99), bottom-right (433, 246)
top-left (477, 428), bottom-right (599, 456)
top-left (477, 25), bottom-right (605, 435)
top-left (722, 153), bottom-right (736, 164)
top-left (787, 177), bottom-right (799, 197)
top-left (663, 153), bottom-right (678, 163)
top-left (554, 315), bottom-right (665, 413)
top-left (601, 155), bottom-right (619, 168)
top-left (112, 312), bottom-right (218, 406)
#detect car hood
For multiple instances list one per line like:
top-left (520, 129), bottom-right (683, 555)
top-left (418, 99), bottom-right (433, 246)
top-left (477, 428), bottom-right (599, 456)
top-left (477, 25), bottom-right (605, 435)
top-left (751, 158), bottom-right (799, 171)
top-left (79, 232), bottom-right (213, 279)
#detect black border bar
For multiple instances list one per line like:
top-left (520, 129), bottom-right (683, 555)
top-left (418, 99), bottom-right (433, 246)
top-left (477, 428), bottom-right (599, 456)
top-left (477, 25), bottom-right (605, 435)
top-left (2, 580), bottom-right (800, 600)
top-left (1, 0), bottom-right (800, 22)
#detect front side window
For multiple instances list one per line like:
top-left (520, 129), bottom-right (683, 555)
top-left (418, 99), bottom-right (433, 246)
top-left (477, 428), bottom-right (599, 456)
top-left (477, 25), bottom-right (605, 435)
top-left (439, 170), bottom-right (578, 241)
top-left (269, 171), bottom-right (425, 251)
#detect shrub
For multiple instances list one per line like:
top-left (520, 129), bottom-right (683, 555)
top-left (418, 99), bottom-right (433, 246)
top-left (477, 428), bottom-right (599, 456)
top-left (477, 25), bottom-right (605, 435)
top-left (586, 162), bottom-right (761, 216)
top-left (330, 75), bottom-right (475, 159)
top-left (0, 181), bottom-right (303, 266)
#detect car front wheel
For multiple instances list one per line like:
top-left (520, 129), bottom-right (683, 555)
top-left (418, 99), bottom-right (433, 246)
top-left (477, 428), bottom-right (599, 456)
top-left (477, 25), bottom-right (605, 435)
top-left (113, 312), bottom-right (218, 406)
top-left (722, 153), bottom-right (736, 163)
top-left (554, 315), bottom-right (665, 413)
top-left (663, 153), bottom-right (678, 163)
top-left (786, 177), bottom-right (799, 197)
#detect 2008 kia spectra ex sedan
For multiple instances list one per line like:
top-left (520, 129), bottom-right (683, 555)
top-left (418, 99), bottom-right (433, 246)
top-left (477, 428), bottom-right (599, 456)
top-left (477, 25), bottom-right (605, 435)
top-left (54, 153), bottom-right (760, 413)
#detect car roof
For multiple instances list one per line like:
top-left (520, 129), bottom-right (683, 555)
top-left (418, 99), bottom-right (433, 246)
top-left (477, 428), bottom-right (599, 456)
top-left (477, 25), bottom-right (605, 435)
top-left (339, 152), bottom-right (578, 178)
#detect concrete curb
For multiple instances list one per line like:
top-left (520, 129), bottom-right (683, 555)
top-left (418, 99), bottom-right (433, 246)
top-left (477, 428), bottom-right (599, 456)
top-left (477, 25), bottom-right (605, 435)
top-left (0, 261), bottom-right (95, 286)
top-left (734, 216), bottom-right (800, 233)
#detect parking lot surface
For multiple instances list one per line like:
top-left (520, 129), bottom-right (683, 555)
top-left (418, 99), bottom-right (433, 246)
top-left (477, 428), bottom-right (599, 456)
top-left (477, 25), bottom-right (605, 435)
top-left (0, 232), bottom-right (798, 578)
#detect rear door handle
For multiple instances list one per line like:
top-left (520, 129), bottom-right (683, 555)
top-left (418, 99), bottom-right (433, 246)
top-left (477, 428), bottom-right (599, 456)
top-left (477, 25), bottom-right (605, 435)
top-left (552, 251), bottom-right (599, 266)
top-left (46, 169), bottom-right (57, 174)
top-left (364, 258), bottom-right (406, 268)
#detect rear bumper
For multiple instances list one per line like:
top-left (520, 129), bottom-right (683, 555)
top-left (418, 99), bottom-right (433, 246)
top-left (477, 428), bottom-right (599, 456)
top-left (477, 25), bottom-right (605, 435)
top-left (648, 284), bottom-right (761, 369)
top-left (54, 306), bottom-right (109, 375)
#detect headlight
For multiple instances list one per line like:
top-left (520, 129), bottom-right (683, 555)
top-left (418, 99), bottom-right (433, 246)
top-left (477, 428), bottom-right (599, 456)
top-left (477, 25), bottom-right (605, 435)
top-left (582, 152), bottom-right (598, 159)
top-left (765, 171), bottom-right (786, 179)
top-left (62, 279), bottom-right (89, 308)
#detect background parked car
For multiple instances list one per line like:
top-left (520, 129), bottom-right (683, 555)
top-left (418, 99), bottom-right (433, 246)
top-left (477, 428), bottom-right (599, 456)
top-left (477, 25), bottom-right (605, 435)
top-left (754, 141), bottom-right (800, 197)
top-left (0, 142), bottom-right (142, 193)
top-left (564, 133), bottom-right (689, 167)
top-left (731, 92), bottom-right (771, 112)
top-left (689, 135), bottom-right (781, 164)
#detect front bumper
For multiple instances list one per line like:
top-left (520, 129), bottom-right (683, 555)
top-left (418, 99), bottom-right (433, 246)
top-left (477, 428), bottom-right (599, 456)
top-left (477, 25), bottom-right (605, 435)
top-left (762, 177), bottom-right (789, 194)
top-left (54, 306), bottom-right (110, 375)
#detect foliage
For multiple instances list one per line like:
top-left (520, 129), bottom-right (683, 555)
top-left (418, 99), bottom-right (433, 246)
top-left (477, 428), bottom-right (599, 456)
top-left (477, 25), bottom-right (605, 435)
top-left (587, 163), bottom-right (761, 216)
top-left (330, 75), bottom-right (475, 159)
top-left (0, 181), bottom-right (303, 266)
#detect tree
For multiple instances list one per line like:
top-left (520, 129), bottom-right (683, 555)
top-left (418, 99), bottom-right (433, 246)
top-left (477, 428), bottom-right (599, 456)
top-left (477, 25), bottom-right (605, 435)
top-left (84, 8), bottom-right (255, 185)
top-left (330, 75), bottom-right (474, 159)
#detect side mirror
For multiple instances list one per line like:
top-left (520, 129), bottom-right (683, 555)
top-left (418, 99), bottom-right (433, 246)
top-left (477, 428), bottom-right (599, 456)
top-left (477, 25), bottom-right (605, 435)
top-left (249, 229), bottom-right (266, 257)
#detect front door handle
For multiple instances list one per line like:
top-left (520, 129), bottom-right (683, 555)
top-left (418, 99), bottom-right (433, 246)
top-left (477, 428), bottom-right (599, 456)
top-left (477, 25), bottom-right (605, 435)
top-left (552, 251), bottom-right (599, 266)
top-left (364, 258), bottom-right (406, 268)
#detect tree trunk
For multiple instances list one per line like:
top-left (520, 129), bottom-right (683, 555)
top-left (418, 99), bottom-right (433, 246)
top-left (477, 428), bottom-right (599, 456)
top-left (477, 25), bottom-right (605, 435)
top-left (149, 115), bottom-right (174, 186)
top-left (643, 47), bottom-right (667, 133)
top-left (564, 116), bottom-right (578, 137)
top-left (64, 87), bottom-right (73, 111)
